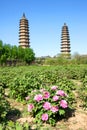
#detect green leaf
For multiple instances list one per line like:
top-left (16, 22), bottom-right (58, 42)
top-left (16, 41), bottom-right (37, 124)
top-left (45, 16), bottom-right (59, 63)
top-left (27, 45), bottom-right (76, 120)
top-left (59, 109), bottom-right (65, 116)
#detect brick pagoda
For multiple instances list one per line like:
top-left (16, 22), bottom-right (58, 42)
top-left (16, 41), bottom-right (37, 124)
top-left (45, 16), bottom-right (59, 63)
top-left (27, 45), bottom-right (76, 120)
top-left (61, 23), bottom-right (71, 58)
top-left (19, 13), bottom-right (30, 48)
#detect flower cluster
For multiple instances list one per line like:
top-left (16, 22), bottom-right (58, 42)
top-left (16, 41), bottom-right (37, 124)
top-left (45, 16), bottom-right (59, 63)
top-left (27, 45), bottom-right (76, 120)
top-left (26, 85), bottom-right (68, 125)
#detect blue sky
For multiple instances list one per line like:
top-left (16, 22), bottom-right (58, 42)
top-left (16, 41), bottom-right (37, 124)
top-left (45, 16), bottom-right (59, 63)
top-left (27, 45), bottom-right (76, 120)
top-left (0, 0), bottom-right (87, 57)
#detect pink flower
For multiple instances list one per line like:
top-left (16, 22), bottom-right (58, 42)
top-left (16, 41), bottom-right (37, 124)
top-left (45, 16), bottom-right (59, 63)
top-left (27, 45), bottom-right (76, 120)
top-left (43, 102), bottom-right (51, 110)
top-left (42, 113), bottom-right (48, 121)
top-left (51, 106), bottom-right (59, 113)
top-left (53, 95), bottom-right (59, 101)
top-left (51, 86), bottom-right (57, 90)
top-left (43, 91), bottom-right (50, 99)
top-left (34, 94), bottom-right (43, 102)
top-left (60, 100), bottom-right (68, 108)
top-left (25, 96), bottom-right (30, 100)
top-left (56, 90), bottom-right (66, 96)
top-left (28, 104), bottom-right (34, 112)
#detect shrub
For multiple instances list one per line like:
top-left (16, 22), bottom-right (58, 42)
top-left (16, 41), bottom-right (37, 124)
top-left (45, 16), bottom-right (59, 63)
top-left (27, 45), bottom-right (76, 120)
top-left (79, 76), bottom-right (87, 109)
top-left (0, 83), bottom-right (10, 122)
top-left (26, 86), bottom-right (70, 126)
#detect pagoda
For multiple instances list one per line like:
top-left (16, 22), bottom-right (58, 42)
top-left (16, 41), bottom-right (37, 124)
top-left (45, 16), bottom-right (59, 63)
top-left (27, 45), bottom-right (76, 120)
top-left (60, 23), bottom-right (71, 58)
top-left (19, 13), bottom-right (30, 48)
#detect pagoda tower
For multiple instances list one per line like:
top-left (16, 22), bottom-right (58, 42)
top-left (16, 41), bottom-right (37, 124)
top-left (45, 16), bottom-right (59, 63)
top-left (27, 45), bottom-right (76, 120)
top-left (19, 13), bottom-right (30, 48)
top-left (60, 23), bottom-right (71, 58)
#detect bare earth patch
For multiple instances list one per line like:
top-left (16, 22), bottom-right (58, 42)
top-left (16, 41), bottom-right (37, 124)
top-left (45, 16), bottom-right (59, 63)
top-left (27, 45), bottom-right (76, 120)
top-left (16, 108), bottom-right (87, 130)
top-left (17, 117), bottom-right (34, 124)
top-left (67, 109), bottom-right (87, 130)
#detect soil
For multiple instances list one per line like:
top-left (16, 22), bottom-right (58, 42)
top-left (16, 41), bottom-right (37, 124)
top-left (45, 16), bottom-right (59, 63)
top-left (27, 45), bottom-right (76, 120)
top-left (6, 80), bottom-right (87, 130)
top-left (68, 110), bottom-right (87, 130)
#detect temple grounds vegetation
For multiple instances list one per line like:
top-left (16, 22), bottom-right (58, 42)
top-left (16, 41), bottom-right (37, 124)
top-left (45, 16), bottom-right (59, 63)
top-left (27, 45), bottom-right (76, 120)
top-left (0, 65), bottom-right (87, 129)
top-left (0, 40), bottom-right (87, 129)
top-left (0, 40), bottom-right (35, 66)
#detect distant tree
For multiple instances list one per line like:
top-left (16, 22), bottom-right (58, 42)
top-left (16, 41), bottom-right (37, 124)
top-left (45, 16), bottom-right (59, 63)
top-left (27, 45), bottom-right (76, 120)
top-left (0, 54), bottom-right (7, 65)
top-left (0, 40), bottom-right (36, 65)
top-left (0, 40), bottom-right (3, 58)
top-left (11, 45), bottom-right (18, 59)
top-left (24, 48), bottom-right (35, 64)
top-left (18, 47), bottom-right (25, 61)
top-left (3, 44), bottom-right (12, 60)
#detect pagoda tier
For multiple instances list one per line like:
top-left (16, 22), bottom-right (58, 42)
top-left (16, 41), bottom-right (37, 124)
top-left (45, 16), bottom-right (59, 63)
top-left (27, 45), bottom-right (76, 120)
top-left (60, 23), bottom-right (71, 58)
top-left (19, 13), bottom-right (30, 48)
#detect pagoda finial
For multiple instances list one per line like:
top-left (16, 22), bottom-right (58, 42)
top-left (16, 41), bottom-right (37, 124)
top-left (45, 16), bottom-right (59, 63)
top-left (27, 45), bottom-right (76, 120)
top-left (23, 13), bottom-right (25, 17)
top-left (64, 23), bottom-right (66, 26)
top-left (22, 13), bottom-right (26, 19)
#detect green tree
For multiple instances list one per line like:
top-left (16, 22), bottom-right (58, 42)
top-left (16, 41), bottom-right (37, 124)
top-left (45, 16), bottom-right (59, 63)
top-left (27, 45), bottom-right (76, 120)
top-left (3, 44), bottom-right (12, 60)
top-left (24, 48), bottom-right (35, 64)
top-left (0, 40), bottom-right (3, 58)
top-left (11, 45), bottom-right (18, 59)
top-left (0, 40), bottom-right (35, 65)
top-left (18, 47), bottom-right (25, 61)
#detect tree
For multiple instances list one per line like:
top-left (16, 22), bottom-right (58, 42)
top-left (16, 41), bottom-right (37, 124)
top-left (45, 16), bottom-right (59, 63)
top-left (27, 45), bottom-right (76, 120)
top-left (24, 48), bottom-right (35, 64)
top-left (3, 44), bottom-right (12, 60)
top-left (0, 40), bottom-right (35, 65)
top-left (0, 40), bottom-right (3, 58)
top-left (11, 45), bottom-right (18, 59)
top-left (18, 47), bottom-right (25, 61)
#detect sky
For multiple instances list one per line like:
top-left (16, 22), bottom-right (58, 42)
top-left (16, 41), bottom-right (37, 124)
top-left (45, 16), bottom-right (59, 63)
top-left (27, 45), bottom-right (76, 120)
top-left (0, 0), bottom-right (87, 57)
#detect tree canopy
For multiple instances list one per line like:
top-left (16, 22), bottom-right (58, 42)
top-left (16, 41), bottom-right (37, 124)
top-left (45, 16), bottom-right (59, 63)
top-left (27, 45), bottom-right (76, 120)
top-left (0, 40), bottom-right (35, 65)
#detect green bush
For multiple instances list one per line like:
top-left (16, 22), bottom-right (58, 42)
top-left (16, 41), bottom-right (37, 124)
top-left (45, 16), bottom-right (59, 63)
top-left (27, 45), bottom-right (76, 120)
top-left (0, 121), bottom-right (32, 130)
top-left (0, 83), bottom-right (10, 122)
top-left (26, 85), bottom-right (73, 126)
top-left (79, 76), bottom-right (87, 109)
top-left (9, 70), bottom-right (75, 104)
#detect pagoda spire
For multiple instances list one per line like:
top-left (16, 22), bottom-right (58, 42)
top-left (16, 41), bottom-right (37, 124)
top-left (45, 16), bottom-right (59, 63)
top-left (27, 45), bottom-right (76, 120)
top-left (22, 13), bottom-right (26, 19)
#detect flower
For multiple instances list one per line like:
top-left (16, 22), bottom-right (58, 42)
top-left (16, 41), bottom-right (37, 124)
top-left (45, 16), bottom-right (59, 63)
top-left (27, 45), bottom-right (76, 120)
top-left (42, 113), bottom-right (48, 121)
top-left (25, 96), bottom-right (30, 100)
top-left (56, 90), bottom-right (66, 96)
top-left (28, 104), bottom-right (34, 112)
top-left (50, 106), bottom-right (59, 113)
top-left (34, 94), bottom-right (43, 102)
top-left (60, 100), bottom-right (68, 108)
top-left (43, 102), bottom-right (51, 110)
top-left (51, 86), bottom-right (57, 90)
top-left (53, 95), bottom-right (59, 101)
top-left (43, 91), bottom-right (50, 99)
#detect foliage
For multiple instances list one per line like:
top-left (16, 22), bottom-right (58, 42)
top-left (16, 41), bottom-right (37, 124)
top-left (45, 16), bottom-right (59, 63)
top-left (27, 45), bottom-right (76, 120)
top-left (26, 86), bottom-right (70, 126)
top-left (23, 48), bottom-right (35, 64)
top-left (79, 76), bottom-right (87, 109)
top-left (8, 68), bottom-right (75, 104)
top-left (41, 54), bottom-right (87, 66)
top-left (44, 56), bottom-right (70, 65)
top-left (0, 82), bottom-right (10, 122)
top-left (0, 40), bottom-right (35, 65)
top-left (0, 64), bottom-right (87, 111)
top-left (0, 121), bottom-right (32, 130)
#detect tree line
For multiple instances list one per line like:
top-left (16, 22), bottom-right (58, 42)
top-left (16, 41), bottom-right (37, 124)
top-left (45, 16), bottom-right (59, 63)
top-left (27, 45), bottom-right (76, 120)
top-left (0, 40), bottom-right (35, 66)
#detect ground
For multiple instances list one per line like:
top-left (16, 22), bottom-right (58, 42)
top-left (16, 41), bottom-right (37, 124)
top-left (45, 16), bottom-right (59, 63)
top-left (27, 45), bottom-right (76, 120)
top-left (6, 80), bottom-right (87, 130)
